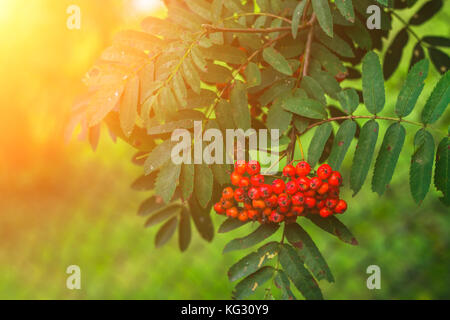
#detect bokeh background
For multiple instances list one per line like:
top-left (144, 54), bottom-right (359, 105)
top-left (0, 0), bottom-right (448, 299)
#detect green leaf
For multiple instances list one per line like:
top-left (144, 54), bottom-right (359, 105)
top-left (350, 120), bottom-right (379, 196)
top-left (372, 123), bottom-right (406, 196)
top-left (310, 69), bottom-right (342, 100)
top-left (422, 36), bottom-right (450, 47)
top-left (147, 119), bottom-right (195, 135)
top-left (189, 197), bottom-right (214, 242)
top-left (178, 207), bottom-right (191, 252)
top-left (282, 97), bottom-right (327, 119)
top-left (172, 72), bottom-right (188, 108)
top-left (383, 28), bottom-right (409, 80)
top-left (186, 0), bottom-right (212, 21)
top-left (215, 100), bottom-right (236, 131)
top-left (212, 163), bottom-right (232, 186)
top-left (131, 172), bottom-right (157, 191)
top-left (218, 218), bottom-right (249, 233)
top-left (410, 43), bottom-right (425, 70)
top-left (335, 0), bottom-right (355, 23)
top-left (223, 224), bottom-right (279, 253)
top-left (409, 0), bottom-right (443, 26)
top-left (302, 76), bottom-right (327, 106)
top-left (181, 164), bottom-right (195, 201)
top-left (314, 27), bottom-right (354, 58)
top-left (155, 217), bottom-right (178, 248)
top-left (263, 47), bottom-right (293, 76)
top-left (274, 270), bottom-right (296, 300)
top-left (258, 78), bottom-right (296, 106)
top-left (144, 140), bottom-right (177, 175)
top-left (308, 123), bottom-right (333, 168)
top-left (410, 129), bottom-right (435, 204)
top-left (245, 62), bottom-right (261, 88)
top-left (435, 137), bottom-right (450, 206)
top-left (232, 266), bottom-right (275, 300)
top-left (195, 164), bottom-right (213, 208)
top-left (231, 82), bottom-right (251, 130)
top-left (279, 244), bottom-right (323, 300)
top-left (155, 161), bottom-right (181, 204)
top-left (119, 75), bottom-right (139, 138)
top-left (201, 45), bottom-right (246, 65)
top-left (211, 0), bottom-right (223, 21)
top-left (308, 215), bottom-right (358, 245)
top-left (285, 223), bottom-right (334, 283)
top-left (338, 88), bottom-right (359, 114)
top-left (291, 1), bottom-right (307, 39)
top-left (362, 52), bottom-right (386, 114)
top-left (311, 0), bottom-right (333, 37)
top-left (145, 204), bottom-right (182, 228)
top-left (312, 43), bottom-right (347, 76)
top-left (228, 242), bottom-right (279, 282)
top-left (267, 98), bottom-right (293, 134)
top-left (428, 48), bottom-right (449, 74)
top-left (182, 57), bottom-right (201, 94)
top-left (191, 46), bottom-right (208, 72)
top-left (138, 196), bottom-right (166, 217)
top-left (421, 70), bottom-right (450, 124)
top-left (328, 119), bottom-right (357, 170)
top-left (395, 59), bottom-right (429, 117)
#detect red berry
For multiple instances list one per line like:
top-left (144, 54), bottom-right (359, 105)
top-left (214, 203), bottom-right (225, 214)
top-left (263, 208), bottom-right (272, 217)
top-left (305, 190), bottom-right (316, 197)
top-left (272, 179), bottom-right (286, 194)
top-left (246, 160), bottom-right (261, 175)
top-left (234, 188), bottom-right (245, 202)
top-left (247, 209), bottom-right (259, 220)
top-left (269, 211), bottom-right (283, 223)
top-left (317, 182), bottom-right (329, 195)
top-left (250, 174), bottom-right (264, 187)
top-left (305, 197), bottom-right (316, 209)
top-left (317, 164), bottom-right (332, 180)
top-left (278, 194), bottom-right (291, 207)
top-left (285, 181), bottom-right (298, 195)
top-left (252, 199), bottom-right (266, 209)
top-left (283, 164), bottom-right (296, 177)
top-left (296, 177), bottom-right (310, 192)
top-left (296, 161), bottom-right (311, 176)
top-left (328, 171), bottom-right (343, 187)
top-left (239, 176), bottom-right (251, 188)
top-left (326, 198), bottom-right (338, 209)
top-left (248, 187), bottom-right (260, 200)
top-left (222, 187), bottom-right (234, 200)
top-left (244, 202), bottom-right (253, 210)
top-left (309, 177), bottom-right (322, 190)
top-left (227, 207), bottom-right (239, 218)
top-left (279, 205), bottom-right (290, 213)
top-left (264, 195), bottom-right (278, 208)
top-left (238, 210), bottom-right (248, 221)
top-left (317, 200), bottom-right (326, 210)
top-left (259, 184), bottom-right (273, 198)
top-left (231, 171), bottom-right (242, 186)
top-left (291, 192), bottom-right (305, 206)
top-left (221, 199), bottom-right (234, 209)
top-left (234, 160), bottom-right (247, 175)
top-left (292, 205), bottom-right (305, 216)
top-left (329, 187), bottom-right (340, 199)
top-left (320, 207), bottom-right (333, 218)
top-left (334, 199), bottom-right (347, 214)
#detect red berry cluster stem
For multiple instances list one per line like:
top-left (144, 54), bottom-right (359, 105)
top-left (214, 161), bottom-right (348, 225)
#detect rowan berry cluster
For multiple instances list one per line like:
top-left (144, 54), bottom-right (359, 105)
top-left (214, 160), bottom-right (347, 224)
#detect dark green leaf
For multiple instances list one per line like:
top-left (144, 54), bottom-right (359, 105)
top-left (145, 204), bottom-right (182, 228)
top-left (147, 119), bottom-right (195, 135)
top-left (274, 270), bottom-right (296, 300)
top-left (228, 242), bottom-right (279, 282)
top-left (312, 43), bottom-right (347, 76)
top-left (372, 123), bottom-right (406, 196)
top-left (186, 0), bottom-right (212, 21)
top-left (362, 52), bottom-right (385, 114)
top-left (350, 120), bottom-right (379, 196)
top-left (285, 223), bottom-right (334, 282)
top-left (189, 197), bottom-right (214, 242)
top-left (232, 266), bottom-right (275, 300)
top-left (155, 161), bottom-right (181, 204)
top-left (428, 48), bottom-right (450, 74)
top-left (279, 244), bottom-right (323, 300)
top-left (315, 27), bottom-right (354, 58)
top-left (422, 36), bottom-right (450, 47)
top-left (311, 0), bottom-right (333, 37)
top-left (144, 140), bottom-right (177, 175)
top-left (282, 97), bottom-right (327, 119)
top-left (218, 218), bottom-right (249, 233)
top-left (335, 0), bottom-right (355, 23)
top-left (395, 59), bottom-right (429, 117)
top-left (131, 171), bottom-right (157, 191)
top-left (409, 0), bottom-right (443, 25)
top-left (409, 43), bottom-right (425, 70)
top-left (182, 57), bottom-right (201, 94)
top-left (138, 196), bottom-right (167, 217)
top-left (263, 47), bottom-right (293, 76)
top-left (328, 119), bottom-right (357, 170)
top-left (195, 164), bottom-right (213, 208)
top-left (308, 123), bottom-right (333, 168)
top-left (410, 129), bottom-right (435, 204)
top-left (421, 70), bottom-right (450, 124)
top-left (181, 163), bottom-right (195, 201)
top-left (215, 100), bottom-right (236, 131)
top-left (435, 137), bottom-right (450, 206)
top-left (155, 217), bottom-right (178, 248)
top-left (308, 215), bottom-right (358, 245)
top-left (338, 88), bottom-right (359, 114)
top-left (383, 28), bottom-right (409, 80)
top-left (245, 62), bottom-right (262, 88)
top-left (178, 206), bottom-right (192, 252)
top-left (302, 76), bottom-right (327, 106)
top-left (267, 98), bottom-right (293, 134)
top-left (201, 45), bottom-right (247, 65)
top-left (310, 69), bottom-right (342, 100)
top-left (292, 1), bottom-right (307, 39)
top-left (223, 224), bottom-right (279, 253)
top-left (231, 82), bottom-right (251, 130)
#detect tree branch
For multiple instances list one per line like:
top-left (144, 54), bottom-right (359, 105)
top-left (202, 19), bottom-right (314, 34)
top-left (302, 14), bottom-right (316, 77)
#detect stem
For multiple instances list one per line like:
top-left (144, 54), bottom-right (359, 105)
top-left (389, 10), bottom-right (427, 46)
top-left (223, 12), bottom-right (292, 24)
top-left (302, 115), bottom-right (426, 134)
top-left (302, 14), bottom-right (316, 77)
top-left (202, 18), bottom-right (314, 34)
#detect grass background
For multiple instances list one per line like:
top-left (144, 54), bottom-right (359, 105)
top-left (0, 0), bottom-right (448, 299)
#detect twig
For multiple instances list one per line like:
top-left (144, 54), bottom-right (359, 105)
top-left (302, 14), bottom-right (316, 77)
top-left (202, 19), bottom-right (314, 34)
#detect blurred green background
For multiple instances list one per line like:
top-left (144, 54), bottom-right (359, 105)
top-left (0, 0), bottom-right (448, 299)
